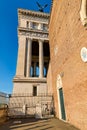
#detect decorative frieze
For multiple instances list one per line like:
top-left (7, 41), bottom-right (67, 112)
top-left (20, 15), bottom-right (49, 23)
top-left (18, 31), bottom-right (48, 39)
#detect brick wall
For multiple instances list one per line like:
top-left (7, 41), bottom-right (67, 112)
top-left (49, 0), bottom-right (87, 130)
top-left (47, 62), bottom-right (53, 94)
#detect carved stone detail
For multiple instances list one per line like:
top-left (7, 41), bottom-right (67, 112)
top-left (19, 31), bottom-right (48, 39)
top-left (80, 0), bottom-right (87, 26)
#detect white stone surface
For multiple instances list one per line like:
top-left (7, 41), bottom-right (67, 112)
top-left (13, 82), bottom-right (47, 95)
top-left (81, 47), bottom-right (87, 62)
top-left (35, 103), bottom-right (42, 118)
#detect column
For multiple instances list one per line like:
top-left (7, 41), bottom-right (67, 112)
top-left (29, 21), bottom-right (32, 29)
top-left (26, 38), bottom-right (32, 77)
top-left (16, 35), bottom-right (26, 77)
top-left (39, 39), bottom-right (44, 78)
top-left (38, 23), bottom-right (43, 30)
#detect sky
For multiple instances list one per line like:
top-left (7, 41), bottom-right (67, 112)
top-left (0, 0), bottom-right (51, 94)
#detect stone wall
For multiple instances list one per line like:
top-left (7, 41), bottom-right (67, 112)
top-left (49, 0), bottom-right (87, 130)
top-left (47, 62), bottom-right (53, 94)
top-left (13, 82), bottom-right (47, 95)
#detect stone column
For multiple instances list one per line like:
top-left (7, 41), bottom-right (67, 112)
top-left (16, 35), bottom-right (26, 77)
top-left (26, 38), bottom-right (32, 77)
top-left (29, 21), bottom-right (32, 29)
top-left (39, 39), bottom-right (44, 78)
top-left (38, 23), bottom-right (43, 30)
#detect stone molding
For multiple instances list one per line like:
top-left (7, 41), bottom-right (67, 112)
top-left (18, 27), bottom-right (48, 33)
top-left (18, 8), bottom-right (50, 19)
top-left (13, 77), bottom-right (47, 83)
top-left (19, 15), bottom-right (49, 23)
top-left (18, 28), bottom-right (49, 40)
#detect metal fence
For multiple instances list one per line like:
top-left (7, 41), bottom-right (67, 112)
top-left (8, 93), bottom-right (54, 118)
top-left (0, 92), bottom-right (9, 105)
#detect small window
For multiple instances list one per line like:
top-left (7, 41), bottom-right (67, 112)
top-left (32, 22), bottom-right (38, 29)
top-left (26, 21), bottom-right (29, 28)
top-left (33, 86), bottom-right (37, 96)
top-left (43, 24), bottom-right (48, 31)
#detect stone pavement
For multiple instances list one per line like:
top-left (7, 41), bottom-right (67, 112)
top-left (0, 118), bottom-right (80, 130)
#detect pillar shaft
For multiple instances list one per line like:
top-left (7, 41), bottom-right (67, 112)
top-left (39, 39), bottom-right (44, 78)
top-left (29, 21), bottom-right (32, 29)
top-left (26, 38), bottom-right (32, 77)
top-left (16, 36), bottom-right (26, 77)
top-left (38, 23), bottom-right (43, 30)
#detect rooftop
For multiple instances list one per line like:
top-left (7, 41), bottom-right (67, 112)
top-left (18, 8), bottom-right (50, 19)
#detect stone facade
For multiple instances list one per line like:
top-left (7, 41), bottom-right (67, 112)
top-left (9, 9), bottom-right (54, 117)
top-left (49, 0), bottom-right (87, 130)
top-left (13, 9), bottom-right (50, 96)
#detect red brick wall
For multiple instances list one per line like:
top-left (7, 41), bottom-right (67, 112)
top-left (49, 0), bottom-right (87, 129)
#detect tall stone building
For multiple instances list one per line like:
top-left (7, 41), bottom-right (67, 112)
top-left (49, 0), bottom-right (87, 130)
top-left (13, 9), bottom-right (50, 95)
top-left (9, 9), bottom-right (54, 117)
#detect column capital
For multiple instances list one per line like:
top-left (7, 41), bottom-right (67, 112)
top-left (28, 37), bottom-right (33, 41)
top-left (38, 39), bottom-right (44, 43)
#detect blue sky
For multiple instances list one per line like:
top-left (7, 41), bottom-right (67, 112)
top-left (0, 0), bottom-right (51, 94)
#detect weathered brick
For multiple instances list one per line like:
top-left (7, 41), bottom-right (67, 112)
top-left (48, 0), bottom-right (87, 130)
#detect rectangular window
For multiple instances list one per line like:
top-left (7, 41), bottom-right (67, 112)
top-left (33, 86), bottom-right (37, 96)
top-left (32, 22), bottom-right (38, 29)
top-left (43, 24), bottom-right (48, 31)
top-left (26, 21), bottom-right (29, 28)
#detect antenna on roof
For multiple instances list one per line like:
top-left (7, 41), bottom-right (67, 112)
top-left (36, 1), bottom-right (48, 12)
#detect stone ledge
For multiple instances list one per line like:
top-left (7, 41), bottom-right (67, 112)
top-left (13, 77), bottom-right (47, 83)
top-left (18, 8), bottom-right (50, 19)
top-left (18, 27), bottom-right (49, 34)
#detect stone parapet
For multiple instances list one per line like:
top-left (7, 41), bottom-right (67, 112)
top-left (18, 8), bottom-right (50, 19)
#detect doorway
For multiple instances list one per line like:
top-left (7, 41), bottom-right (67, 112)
top-left (59, 88), bottom-right (66, 120)
top-left (57, 75), bottom-right (66, 120)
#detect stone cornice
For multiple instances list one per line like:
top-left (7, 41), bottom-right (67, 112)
top-left (18, 27), bottom-right (49, 34)
top-left (18, 8), bottom-right (50, 19)
top-left (13, 77), bottom-right (47, 83)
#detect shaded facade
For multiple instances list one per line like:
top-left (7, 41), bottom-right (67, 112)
top-left (49, 0), bottom-right (87, 130)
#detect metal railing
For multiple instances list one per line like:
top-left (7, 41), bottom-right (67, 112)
top-left (8, 93), bottom-right (54, 117)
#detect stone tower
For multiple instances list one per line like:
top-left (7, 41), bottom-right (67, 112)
top-left (13, 9), bottom-right (50, 96)
top-left (9, 9), bottom-right (53, 117)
